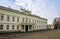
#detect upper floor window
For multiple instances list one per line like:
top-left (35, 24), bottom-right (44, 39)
top-left (7, 16), bottom-right (9, 21)
top-left (33, 19), bottom-right (34, 23)
top-left (35, 20), bottom-right (36, 23)
top-left (28, 19), bottom-right (30, 23)
top-left (6, 25), bottom-right (9, 30)
top-left (17, 17), bottom-right (19, 22)
top-left (12, 17), bottom-right (15, 22)
top-left (1, 15), bottom-right (4, 21)
top-left (0, 25), bottom-right (3, 30)
top-left (22, 18), bottom-right (24, 22)
top-left (26, 18), bottom-right (28, 22)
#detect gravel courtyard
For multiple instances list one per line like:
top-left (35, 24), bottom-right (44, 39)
top-left (0, 29), bottom-right (60, 39)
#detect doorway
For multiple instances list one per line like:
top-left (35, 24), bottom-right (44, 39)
top-left (25, 25), bottom-right (28, 32)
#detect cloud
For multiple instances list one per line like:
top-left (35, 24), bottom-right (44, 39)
top-left (14, 0), bottom-right (60, 24)
top-left (14, 0), bottom-right (33, 10)
top-left (0, 0), bottom-right (20, 10)
top-left (0, 0), bottom-right (60, 24)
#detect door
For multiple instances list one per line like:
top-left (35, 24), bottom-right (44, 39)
top-left (25, 25), bottom-right (28, 32)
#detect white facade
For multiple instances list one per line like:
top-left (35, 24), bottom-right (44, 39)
top-left (47, 24), bottom-right (54, 29)
top-left (0, 6), bottom-right (47, 32)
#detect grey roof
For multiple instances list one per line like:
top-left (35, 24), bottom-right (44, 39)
top-left (0, 6), bottom-right (47, 20)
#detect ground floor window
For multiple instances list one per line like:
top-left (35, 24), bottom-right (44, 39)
top-left (6, 25), bottom-right (9, 30)
top-left (12, 25), bottom-right (14, 30)
top-left (17, 25), bottom-right (19, 30)
top-left (0, 25), bottom-right (3, 30)
top-left (22, 25), bottom-right (24, 30)
top-left (29, 25), bottom-right (32, 29)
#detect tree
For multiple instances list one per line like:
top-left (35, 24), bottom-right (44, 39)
top-left (53, 18), bottom-right (60, 29)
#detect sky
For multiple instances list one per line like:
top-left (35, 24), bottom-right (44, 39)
top-left (0, 0), bottom-right (60, 24)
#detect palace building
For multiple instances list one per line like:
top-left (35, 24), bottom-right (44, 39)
top-left (0, 6), bottom-right (47, 32)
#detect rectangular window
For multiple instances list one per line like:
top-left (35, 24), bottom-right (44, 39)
top-left (22, 25), bottom-right (24, 30)
top-left (12, 25), bottom-right (14, 30)
top-left (17, 17), bottom-right (19, 22)
top-left (6, 25), bottom-right (9, 30)
top-left (22, 18), bottom-right (24, 22)
top-left (29, 19), bottom-right (31, 22)
top-left (7, 16), bottom-right (9, 21)
top-left (1, 15), bottom-right (4, 21)
top-left (35, 20), bottom-right (37, 23)
top-left (0, 25), bottom-right (3, 30)
top-left (17, 25), bottom-right (19, 29)
top-left (26, 18), bottom-right (28, 22)
top-left (29, 25), bottom-right (32, 29)
top-left (12, 17), bottom-right (15, 22)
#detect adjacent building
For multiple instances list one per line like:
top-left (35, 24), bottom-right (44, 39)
top-left (0, 6), bottom-right (47, 32)
top-left (47, 24), bottom-right (54, 29)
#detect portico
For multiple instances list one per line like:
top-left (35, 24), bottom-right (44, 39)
top-left (21, 25), bottom-right (33, 32)
top-left (21, 23), bottom-right (34, 32)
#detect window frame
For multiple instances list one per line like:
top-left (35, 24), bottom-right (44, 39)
top-left (12, 25), bottom-right (14, 30)
top-left (0, 25), bottom-right (3, 30)
top-left (7, 16), bottom-right (10, 21)
top-left (6, 25), bottom-right (9, 30)
top-left (1, 15), bottom-right (4, 21)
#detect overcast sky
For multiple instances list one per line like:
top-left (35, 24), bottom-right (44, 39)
top-left (0, 0), bottom-right (60, 24)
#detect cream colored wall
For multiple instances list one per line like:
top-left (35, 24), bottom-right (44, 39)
top-left (48, 25), bottom-right (54, 29)
top-left (0, 9), bottom-right (47, 32)
top-left (33, 18), bottom-right (47, 31)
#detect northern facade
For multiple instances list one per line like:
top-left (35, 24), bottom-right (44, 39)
top-left (0, 6), bottom-right (47, 32)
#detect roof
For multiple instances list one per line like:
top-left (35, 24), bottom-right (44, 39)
top-left (0, 6), bottom-right (47, 20)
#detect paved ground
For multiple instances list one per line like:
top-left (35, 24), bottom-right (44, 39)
top-left (0, 29), bottom-right (60, 39)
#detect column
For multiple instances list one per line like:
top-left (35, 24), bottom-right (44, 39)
top-left (32, 25), bottom-right (33, 31)
top-left (28, 25), bottom-right (29, 32)
top-left (24, 25), bottom-right (26, 32)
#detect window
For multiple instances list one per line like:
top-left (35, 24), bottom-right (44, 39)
top-left (6, 25), bottom-right (9, 30)
top-left (34, 26), bottom-right (35, 29)
top-left (1, 15), bottom-right (4, 21)
top-left (29, 25), bottom-right (32, 29)
top-left (22, 25), bottom-right (24, 30)
top-left (33, 19), bottom-right (34, 23)
top-left (37, 20), bottom-right (38, 24)
top-left (17, 25), bottom-right (19, 29)
top-left (12, 17), bottom-right (15, 22)
top-left (0, 25), bottom-right (3, 30)
top-left (12, 25), bottom-right (14, 30)
top-left (22, 18), bottom-right (24, 22)
top-left (29, 19), bottom-right (31, 22)
top-left (17, 17), bottom-right (19, 22)
top-left (26, 18), bottom-right (28, 22)
top-left (35, 20), bottom-right (36, 23)
top-left (37, 26), bottom-right (38, 28)
top-left (7, 16), bottom-right (9, 21)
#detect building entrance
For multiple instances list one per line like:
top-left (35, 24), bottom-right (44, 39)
top-left (25, 25), bottom-right (28, 32)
